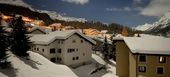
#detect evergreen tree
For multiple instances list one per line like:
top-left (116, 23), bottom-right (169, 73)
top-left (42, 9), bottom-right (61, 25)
top-left (102, 36), bottom-right (109, 60)
top-left (110, 35), bottom-right (116, 61)
top-left (10, 16), bottom-right (31, 57)
top-left (0, 14), bottom-right (10, 68)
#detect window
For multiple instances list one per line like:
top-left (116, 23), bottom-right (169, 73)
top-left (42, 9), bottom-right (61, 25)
top-left (139, 55), bottom-right (146, 62)
top-left (58, 49), bottom-right (61, 53)
top-left (72, 39), bottom-right (76, 43)
top-left (83, 53), bottom-right (85, 56)
top-left (159, 56), bottom-right (166, 63)
top-left (37, 48), bottom-right (39, 51)
top-left (42, 49), bottom-right (44, 52)
top-left (58, 40), bottom-right (60, 44)
top-left (57, 57), bottom-right (62, 61)
top-left (34, 48), bottom-right (36, 50)
top-left (76, 49), bottom-right (78, 51)
top-left (50, 48), bottom-right (55, 54)
top-left (67, 49), bottom-right (75, 53)
top-left (61, 40), bottom-right (64, 44)
top-left (138, 66), bottom-right (146, 72)
top-left (72, 57), bottom-right (75, 60)
top-left (50, 58), bottom-right (56, 62)
top-left (81, 40), bottom-right (83, 43)
top-left (76, 57), bottom-right (79, 60)
top-left (157, 67), bottom-right (164, 74)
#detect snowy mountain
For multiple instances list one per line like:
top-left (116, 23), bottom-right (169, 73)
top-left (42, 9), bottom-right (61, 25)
top-left (0, 0), bottom-right (87, 23)
top-left (135, 12), bottom-right (170, 32)
top-left (135, 23), bottom-right (154, 31)
top-left (0, 0), bottom-right (30, 7)
top-left (37, 10), bottom-right (87, 22)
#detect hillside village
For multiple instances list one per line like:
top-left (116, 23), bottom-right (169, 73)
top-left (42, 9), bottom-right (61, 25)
top-left (0, 0), bottom-right (170, 77)
top-left (1, 12), bottom-right (170, 77)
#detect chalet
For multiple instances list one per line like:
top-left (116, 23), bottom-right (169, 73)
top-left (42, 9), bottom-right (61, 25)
top-left (30, 30), bottom-right (96, 67)
top-left (113, 37), bottom-right (170, 77)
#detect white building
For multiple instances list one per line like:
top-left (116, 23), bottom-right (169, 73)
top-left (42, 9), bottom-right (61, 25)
top-left (30, 30), bottom-right (96, 67)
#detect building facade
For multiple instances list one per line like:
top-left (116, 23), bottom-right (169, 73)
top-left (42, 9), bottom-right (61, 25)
top-left (114, 37), bottom-right (170, 77)
top-left (30, 30), bottom-right (96, 67)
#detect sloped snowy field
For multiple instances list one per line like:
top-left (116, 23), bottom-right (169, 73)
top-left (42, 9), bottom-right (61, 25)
top-left (71, 54), bottom-right (117, 77)
top-left (0, 51), bottom-right (77, 77)
top-left (0, 51), bottom-right (117, 77)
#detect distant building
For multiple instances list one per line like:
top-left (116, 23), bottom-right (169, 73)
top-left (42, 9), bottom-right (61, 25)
top-left (28, 26), bottom-right (47, 34)
top-left (48, 23), bottom-right (63, 31)
top-left (83, 28), bottom-right (101, 37)
top-left (113, 37), bottom-right (170, 77)
top-left (63, 26), bottom-right (75, 30)
top-left (30, 30), bottom-right (96, 67)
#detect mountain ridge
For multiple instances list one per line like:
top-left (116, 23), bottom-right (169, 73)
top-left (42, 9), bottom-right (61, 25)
top-left (135, 12), bottom-right (170, 36)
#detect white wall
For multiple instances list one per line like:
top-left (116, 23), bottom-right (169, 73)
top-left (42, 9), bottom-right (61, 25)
top-left (63, 34), bottom-right (92, 66)
top-left (32, 33), bottom-right (93, 67)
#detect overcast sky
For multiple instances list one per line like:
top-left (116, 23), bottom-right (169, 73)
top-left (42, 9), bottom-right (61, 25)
top-left (23, 0), bottom-right (170, 27)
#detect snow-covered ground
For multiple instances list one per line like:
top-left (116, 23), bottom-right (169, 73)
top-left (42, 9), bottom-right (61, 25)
top-left (0, 51), bottom-right (77, 77)
top-left (71, 54), bottom-right (117, 77)
top-left (0, 51), bottom-right (117, 77)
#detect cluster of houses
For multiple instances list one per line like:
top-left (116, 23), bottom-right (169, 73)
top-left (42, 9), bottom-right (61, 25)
top-left (29, 25), bottom-right (170, 77)
top-left (3, 13), bottom-right (169, 76)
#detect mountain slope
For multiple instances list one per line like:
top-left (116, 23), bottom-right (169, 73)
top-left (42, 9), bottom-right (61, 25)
top-left (0, 0), bottom-right (87, 25)
top-left (0, 3), bottom-right (54, 25)
top-left (135, 12), bottom-right (170, 36)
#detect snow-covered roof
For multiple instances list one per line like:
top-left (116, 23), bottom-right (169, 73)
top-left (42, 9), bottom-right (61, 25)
top-left (30, 30), bottom-right (96, 45)
top-left (28, 26), bottom-right (48, 34)
top-left (124, 37), bottom-right (170, 55)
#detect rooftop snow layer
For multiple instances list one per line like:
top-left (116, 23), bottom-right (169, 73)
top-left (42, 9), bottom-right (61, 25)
top-left (124, 37), bottom-right (170, 55)
top-left (30, 30), bottom-right (96, 45)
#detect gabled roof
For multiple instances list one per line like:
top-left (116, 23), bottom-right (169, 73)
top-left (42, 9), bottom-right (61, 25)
top-left (30, 30), bottom-right (96, 45)
top-left (28, 26), bottom-right (47, 34)
top-left (124, 37), bottom-right (170, 55)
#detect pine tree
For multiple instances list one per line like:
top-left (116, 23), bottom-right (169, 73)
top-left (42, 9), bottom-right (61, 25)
top-left (0, 14), bottom-right (10, 68)
top-left (110, 35), bottom-right (116, 61)
top-left (102, 36), bottom-right (109, 60)
top-left (10, 16), bottom-right (31, 57)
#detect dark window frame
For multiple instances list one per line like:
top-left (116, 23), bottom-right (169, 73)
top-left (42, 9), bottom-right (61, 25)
top-left (157, 67), bottom-right (164, 74)
top-left (58, 48), bottom-right (61, 53)
top-left (139, 55), bottom-right (146, 62)
top-left (37, 48), bottom-right (39, 51)
top-left (50, 58), bottom-right (56, 62)
top-left (81, 40), bottom-right (83, 43)
top-left (76, 57), bottom-right (79, 60)
top-left (72, 57), bottom-right (75, 60)
top-left (72, 39), bottom-right (76, 43)
top-left (42, 49), bottom-right (44, 52)
top-left (50, 48), bottom-right (55, 54)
